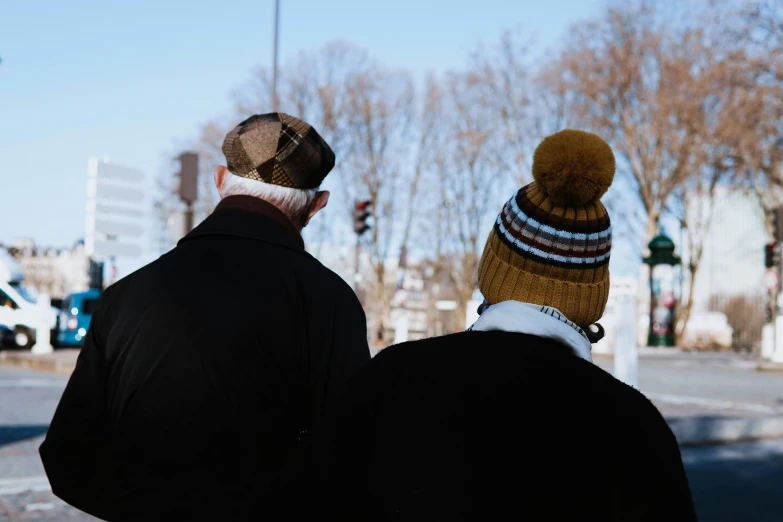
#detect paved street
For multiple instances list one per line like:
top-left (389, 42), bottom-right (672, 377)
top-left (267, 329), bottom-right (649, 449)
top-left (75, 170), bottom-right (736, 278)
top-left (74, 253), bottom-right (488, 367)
top-left (1, 354), bottom-right (783, 521)
top-left (683, 439), bottom-right (783, 522)
top-left (0, 365), bottom-right (98, 521)
top-left (595, 351), bottom-right (783, 417)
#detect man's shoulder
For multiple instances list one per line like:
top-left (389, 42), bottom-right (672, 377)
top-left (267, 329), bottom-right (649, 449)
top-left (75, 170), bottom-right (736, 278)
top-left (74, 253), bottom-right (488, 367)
top-left (297, 255), bottom-right (357, 297)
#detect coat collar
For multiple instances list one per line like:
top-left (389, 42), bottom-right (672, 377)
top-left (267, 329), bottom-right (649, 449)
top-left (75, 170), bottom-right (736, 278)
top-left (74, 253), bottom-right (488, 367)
top-left (468, 301), bottom-right (593, 362)
top-left (178, 196), bottom-right (306, 253)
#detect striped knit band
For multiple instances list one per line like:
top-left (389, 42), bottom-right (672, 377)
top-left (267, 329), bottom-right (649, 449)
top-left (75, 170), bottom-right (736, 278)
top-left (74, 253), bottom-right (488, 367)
top-left (498, 185), bottom-right (612, 269)
top-left (478, 183), bottom-right (612, 326)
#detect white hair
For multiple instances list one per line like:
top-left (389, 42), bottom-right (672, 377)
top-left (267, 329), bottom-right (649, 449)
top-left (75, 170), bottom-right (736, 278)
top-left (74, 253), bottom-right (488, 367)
top-left (221, 172), bottom-right (318, 221)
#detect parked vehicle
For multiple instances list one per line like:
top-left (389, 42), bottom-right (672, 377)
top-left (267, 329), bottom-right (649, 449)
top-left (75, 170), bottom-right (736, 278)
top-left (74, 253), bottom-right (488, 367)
top-left (56, 290), bottom-right (101, 347)
top-left (0, 324), bottom-right (14, 349)
top-left (0, 281), bottom-right (57, 349)
top-left (0, 250), bottom-right (58, 349)
top-left (681, 312), bottom-right (734, 350)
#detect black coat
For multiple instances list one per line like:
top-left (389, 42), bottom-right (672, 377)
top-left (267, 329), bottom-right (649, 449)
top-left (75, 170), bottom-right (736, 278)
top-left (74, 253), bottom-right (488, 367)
top-left (303, 331), bottom-right (697, 521)
top-left (40, 196), bottom-right (370, 521)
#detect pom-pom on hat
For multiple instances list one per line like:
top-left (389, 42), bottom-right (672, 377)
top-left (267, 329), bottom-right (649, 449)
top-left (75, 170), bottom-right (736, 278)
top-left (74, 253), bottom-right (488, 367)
top-left (477, 129), bottom-right (615, 327)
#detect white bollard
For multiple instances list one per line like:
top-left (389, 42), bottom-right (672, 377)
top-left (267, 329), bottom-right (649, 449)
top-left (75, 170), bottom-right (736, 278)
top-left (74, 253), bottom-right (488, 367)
top-left (761, 323), bottom-right (775, 360)
top-left (31, 293), bottom-right (53, 354)
top-left (614, 284), bottom-right (639, 389)
top-left (772, 316), bottom-right (783, 364)
top-left (393, 310), bottom-right (409, 345)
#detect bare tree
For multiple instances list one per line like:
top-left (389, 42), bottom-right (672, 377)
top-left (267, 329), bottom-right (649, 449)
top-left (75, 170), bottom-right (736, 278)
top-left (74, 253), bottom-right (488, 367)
top-left (731, 2), bottom-right (783, 234)
top-left (551, 1), bottom-right (722, 245)
top-left (339, 64), bottom-right (418, 340)
top-left (467, 30), bottom-right (535, 186)
top-left (672, 16), bottom-right (755, 339)
top-left (425, 68), bottom-right (514, 322)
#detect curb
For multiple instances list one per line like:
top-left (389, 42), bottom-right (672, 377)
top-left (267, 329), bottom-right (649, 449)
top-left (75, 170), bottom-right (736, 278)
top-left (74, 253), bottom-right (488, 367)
top-left (0, 351), bottom-right (77, 375)
top-left (667, 415), bottom-right (783, 446)
top-left (757, 362), bottom-right (783, 372)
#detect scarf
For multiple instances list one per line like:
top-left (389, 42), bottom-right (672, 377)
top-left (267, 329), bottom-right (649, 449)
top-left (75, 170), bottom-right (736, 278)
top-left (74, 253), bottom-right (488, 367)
top-left (467, 300), bottom-right (593, 362)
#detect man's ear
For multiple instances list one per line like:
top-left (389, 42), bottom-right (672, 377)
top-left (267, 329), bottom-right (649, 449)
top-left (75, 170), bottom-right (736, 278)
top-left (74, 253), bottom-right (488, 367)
top-left (214, 166), bottom-right (229, 197)
top-left (304, 191), bottom-right (330, 227)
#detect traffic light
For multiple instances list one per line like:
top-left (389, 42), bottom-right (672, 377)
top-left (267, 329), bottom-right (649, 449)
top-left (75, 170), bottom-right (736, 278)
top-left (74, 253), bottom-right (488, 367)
top-left (353, 200), bottom-right (372, 236)
top-left (177, 152), bottom-right (199, 204)
top-left (765, 243), bottom-right (780, 268)
top-left (88, 259), bottom-right (104, 291)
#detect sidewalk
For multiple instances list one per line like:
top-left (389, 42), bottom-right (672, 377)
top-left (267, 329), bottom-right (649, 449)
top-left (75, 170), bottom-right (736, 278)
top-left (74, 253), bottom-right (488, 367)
top-left (757, 361), bottom-right (783, 372)
top-left (0, 349), bottom-right (79, 375)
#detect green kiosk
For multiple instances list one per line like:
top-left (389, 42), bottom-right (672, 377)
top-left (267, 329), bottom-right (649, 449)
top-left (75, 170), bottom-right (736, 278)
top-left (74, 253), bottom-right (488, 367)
top-left (643, 234), bottom-right (681, 347)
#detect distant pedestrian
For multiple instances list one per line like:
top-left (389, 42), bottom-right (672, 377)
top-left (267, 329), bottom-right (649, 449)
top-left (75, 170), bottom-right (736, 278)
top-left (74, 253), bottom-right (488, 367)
top-left (40, 113), bottom-right (371, 521)
top-left (307, 130), bottom-right (697, 521)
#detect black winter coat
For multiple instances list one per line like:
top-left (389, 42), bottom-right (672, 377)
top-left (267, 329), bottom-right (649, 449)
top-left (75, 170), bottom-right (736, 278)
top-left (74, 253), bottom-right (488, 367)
top-left (302, 331), bottom-right (697, 522)
top-left (39, 196), bottom-right (370, 521)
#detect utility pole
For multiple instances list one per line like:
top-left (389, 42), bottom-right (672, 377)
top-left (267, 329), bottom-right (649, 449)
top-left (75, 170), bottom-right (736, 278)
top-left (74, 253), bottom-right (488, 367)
top-left (271, 0), bottom-right (280, 111)
top-left (177, 152), bottom-right (199, 236)
top-left (353, 199), bottom-right (374, 346)
top-left (769, 207), bottom-right (783, 363)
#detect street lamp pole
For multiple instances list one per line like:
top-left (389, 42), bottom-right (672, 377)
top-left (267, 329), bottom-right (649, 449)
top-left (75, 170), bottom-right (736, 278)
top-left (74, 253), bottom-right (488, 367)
top-left (271, 0), bottom-right (280, 111)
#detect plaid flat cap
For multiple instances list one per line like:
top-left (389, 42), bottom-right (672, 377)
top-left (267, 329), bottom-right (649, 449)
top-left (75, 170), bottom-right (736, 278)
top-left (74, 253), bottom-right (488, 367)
top-left (221, 113), bottom-right (335, 189)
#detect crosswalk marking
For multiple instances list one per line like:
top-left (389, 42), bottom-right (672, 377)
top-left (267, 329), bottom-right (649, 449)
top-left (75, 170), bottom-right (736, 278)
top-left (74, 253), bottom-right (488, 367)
top-left (0, 379), bottom-right (66, 388)
top-left (0, 476), bottom-right (51, 496)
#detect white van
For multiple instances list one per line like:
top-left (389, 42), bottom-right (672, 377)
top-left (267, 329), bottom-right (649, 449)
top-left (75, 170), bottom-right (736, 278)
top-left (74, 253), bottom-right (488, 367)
top-left (0, 250), bottom-right (57, 349)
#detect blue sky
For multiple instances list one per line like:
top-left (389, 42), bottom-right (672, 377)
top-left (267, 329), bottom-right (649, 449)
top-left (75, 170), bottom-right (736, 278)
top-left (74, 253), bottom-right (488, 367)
top-left (0, 0), bottom-right (606, 249)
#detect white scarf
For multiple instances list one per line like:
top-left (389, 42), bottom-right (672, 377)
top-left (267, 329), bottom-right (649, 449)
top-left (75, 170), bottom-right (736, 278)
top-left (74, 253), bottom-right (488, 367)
top-left (467, 301), bottom-right (593, 362)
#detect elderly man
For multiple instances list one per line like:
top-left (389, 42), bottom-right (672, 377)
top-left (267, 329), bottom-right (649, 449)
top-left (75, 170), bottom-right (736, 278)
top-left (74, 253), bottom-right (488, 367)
top-left (40, 113), bottom-right (370, 521)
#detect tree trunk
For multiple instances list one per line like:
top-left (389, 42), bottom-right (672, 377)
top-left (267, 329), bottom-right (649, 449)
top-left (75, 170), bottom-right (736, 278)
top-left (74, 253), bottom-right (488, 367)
top-left (374, 265), bottom-right (387, 347)
top-left (636, 212), bottom-right (660, 347)
top-left (643, 212), bottom-right (660, 253)
top-left (676, 262), bottom-right (699, 343)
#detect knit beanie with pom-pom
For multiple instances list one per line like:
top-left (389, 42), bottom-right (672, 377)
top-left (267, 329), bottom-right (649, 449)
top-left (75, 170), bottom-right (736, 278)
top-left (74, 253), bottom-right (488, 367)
top-left (477, 129), bottom-right (615, 327)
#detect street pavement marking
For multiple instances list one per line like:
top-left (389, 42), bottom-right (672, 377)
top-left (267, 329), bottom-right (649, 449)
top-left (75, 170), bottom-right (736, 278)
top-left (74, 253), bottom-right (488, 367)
top-left (25, 502), bottom-right (54, 511)
top-left (647, 392), bottom-right (783, 414)
top-left (0, 379), bottom-right (66, 388)
top-left (0, 476), bottom-right (51, 496)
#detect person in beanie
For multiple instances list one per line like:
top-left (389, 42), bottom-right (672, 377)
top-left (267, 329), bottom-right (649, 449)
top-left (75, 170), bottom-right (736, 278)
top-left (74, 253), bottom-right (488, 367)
top-left (306, 130), bottom-right (697, 521)
top-left (40, 113), bottom-right (370, 521)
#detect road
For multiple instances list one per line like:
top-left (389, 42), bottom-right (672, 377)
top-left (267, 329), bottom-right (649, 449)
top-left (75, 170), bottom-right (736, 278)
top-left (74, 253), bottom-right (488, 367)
top-left (683, 439), bottom-right (783, 522)
top-left (595, 351), bottom-right (783, 417)
top-left (0, 366), bottom-right (97, 521)
top-left (1, 355), bottom-right (783, 521)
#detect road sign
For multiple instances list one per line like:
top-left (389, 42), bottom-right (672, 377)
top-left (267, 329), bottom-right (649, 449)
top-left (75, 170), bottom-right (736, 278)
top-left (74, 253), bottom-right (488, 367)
top-left (764, 269), bottom-right (780, 291)
top-left (85, 158), bottom-right (148, 285)
top-left (435, 300), bottom-right (458, 311)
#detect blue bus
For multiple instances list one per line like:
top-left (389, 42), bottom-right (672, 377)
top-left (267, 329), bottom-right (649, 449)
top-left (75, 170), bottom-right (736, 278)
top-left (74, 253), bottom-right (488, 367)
top-left (56, 290), bottom-right (101, 347)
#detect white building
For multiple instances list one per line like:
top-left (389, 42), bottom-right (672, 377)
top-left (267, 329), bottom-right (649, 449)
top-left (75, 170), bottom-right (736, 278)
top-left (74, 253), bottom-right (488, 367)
top-left (680, 188), bottom-right (766, 349)
top-left (684, 187), bottom-right (766, 312)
